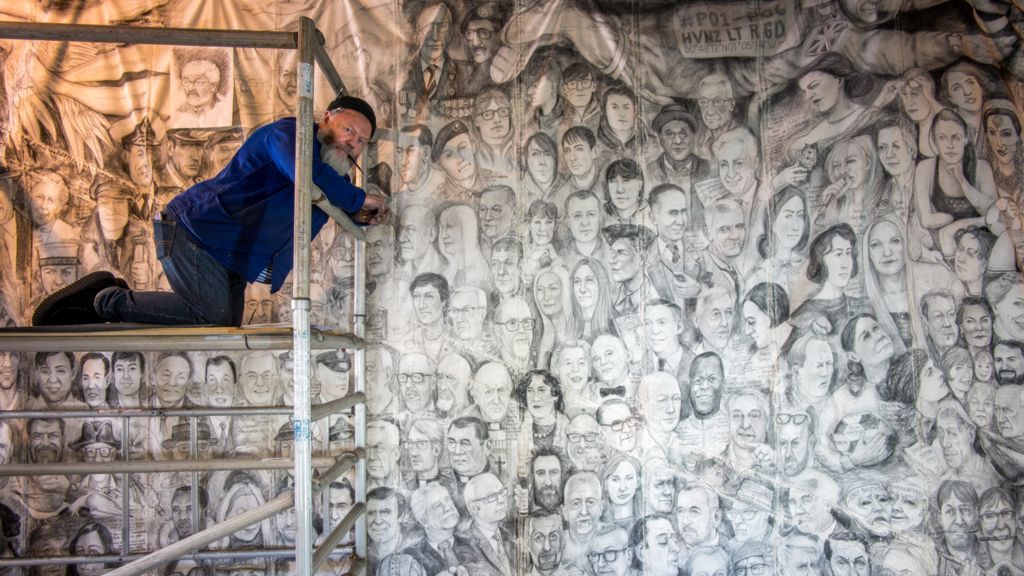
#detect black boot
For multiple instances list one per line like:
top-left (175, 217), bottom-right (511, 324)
top-left (32, 271), bottom-right (129, 326)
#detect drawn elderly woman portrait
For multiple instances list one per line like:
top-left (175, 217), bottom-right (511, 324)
top-left (790, 223), bottom-right (859, 338)
top-left (471, 86), bottom-right (516, 179)
top-left (515, 369), bottom-right (568, 451)
top-left (899, 68), bottom-right (943, 157)
top-left (436, 203), bottom-right (491, 290)
top-left (861, 216), bottom-right (954, 352)
top-left (521, 133), bottom-right (565, 205)
top-left (568, 258), bottom-right (617, 341)
top-left (816, 135), bottom-right (886, 234)
top-left (837, 474), bottom-right (894, 540)
top-left (914, 108), bottom-right (997, 257)
top-left (600, 452), bottom-right (642, 530)
top-left (745, 185), bottom-right (809, 296)
top-left (68, 522), bottom-right (118, 576)
top-left (886, 476), bottom-right (937, 546)
top-left (552, 339), bottom-right (599, 417)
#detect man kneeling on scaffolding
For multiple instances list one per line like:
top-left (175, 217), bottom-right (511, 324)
top-left (32, 95), bottom-right (388, 327)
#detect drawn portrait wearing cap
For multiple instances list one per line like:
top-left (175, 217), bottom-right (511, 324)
top-left (204, 127), bottom-right (245, 178)
top-left (158, 129), bottom-right (207, 191)
top-left (108, 111), bottom-right (166, 220)
top-left (167, 46), bottom-right (234, 130)
top-left (80, 179), bottom-right (155, 290)
top-left (34, 241), bottom-right (81, 300)
top-left (162, 417), bottom-right (219, 461)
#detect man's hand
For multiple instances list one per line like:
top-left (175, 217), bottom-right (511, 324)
top-left (354, 193), bottom-right (390, 225)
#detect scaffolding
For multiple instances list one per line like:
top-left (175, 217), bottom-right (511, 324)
top-left (0, 16), bottom-right (368, 576)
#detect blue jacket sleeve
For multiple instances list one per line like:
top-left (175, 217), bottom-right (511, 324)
top-left (265, 121), bottom-right (367, 214)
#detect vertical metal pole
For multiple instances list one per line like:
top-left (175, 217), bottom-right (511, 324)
top-left (352, 148), bottom-right (368, 563)
top-left (121, 418), bottom-right (131, 551)
top-left (293, 16), bottom-right (317, 576)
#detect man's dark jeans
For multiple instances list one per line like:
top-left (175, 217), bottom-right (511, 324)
top-left (95, 214), bottom-right (247, 325)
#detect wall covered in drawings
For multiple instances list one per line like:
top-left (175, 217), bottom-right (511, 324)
top-left (2, 0), bottom-right (1024, 575)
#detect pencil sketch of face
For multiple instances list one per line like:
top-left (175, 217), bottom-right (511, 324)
top-left (638, 516), bottom-right (680, 576)
top-left (439, 133), bottom-right (476, 182)
top-left (467, 473), bottom-right (508, 525)
top-left (495, 298), bottom-right (535, 363)
top-left (777, 414), bottom-right (812, 477)
top-left (398, 206), bottom-right (436, 263)
top-left (599, 401), bottom-right (637, 453)
top-left (412, 282), bottom-right (444, 327)
top-left (446, 421), bottom-right (488, 477)
top-left (366, 422), bottom-right (399, 481)
top-left (564, 473), bottom-right (603, 537)
top-left (366, 225), bottom-right (395, 279)
top-left (888, 480), bottom-right (927, 534)
top-left (29, 419), bottom-right (62, 464)
top-left (448, 287), bottom-right (487, 342)
top-left (589, 527), bottom-right (632, 576)
top-left (490, 243), bottom-right (521, 297)
top-left (640, 373), bottom-right (682, 434)
top-left (696, 291), bottom-right (735, 351)
top-left (415, 2), bottom-right (453, 62)
top-left (644, 304), bottom-right (683, 358)
top-left (690, 354), bottom-right (724, 416)
top-left (29, 175), bottom-right (68, 227)
top-left (35, 352), bottom-right (73, 405)
top-left (397, 128), bottom-right (431, 187)
top-left (0, 421), bottom-right (12, 465)
top-left (398, 353), bottom-right (435, 413)
top-left (563, 135), bottom-right (596, 178)
top-left (534, 269), bottom-right (564, 318)
top-left (204, 357), bottom-right (236, 409)
top-left (528, 513), bottom-right (564, 571)
top-left (0, 352), bottom-right (17, 393)
top-left (566, 414), bottom-right (604, 472)
top-left (471, 362), bottom-right (513, 423)
top-left (591, 335), bottom-right (628, 385)
top-left (566, 194), bottom-right (601, 244)
top-left (244, 283), bottom-right (275, 325)
top-left (436, 353), bottom-right (471, 413)
top-left (533, 453), bottom-right (563, 510)
top-left (406, 423), bottom-right (440, 474)
top-left (605, 459), bottom-right (640, 508)
top-left (241, 352), bottom-right (277, 406)
top-left (79, 355), bottom-right (109, 409)
top-left (698, 77), bottom-right (735, 131)
top-left (180, 59), bottom-right (221, 110)
top-left (367, 492), bottom-right (399, 543)
top-left (556, 344), bottom-right (590, 392)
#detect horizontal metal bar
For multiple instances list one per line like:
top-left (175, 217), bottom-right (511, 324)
top-left (311, 392), bottom-right (366, 421)
top-left (105, 492), bottom-right (295, 576)
top-left (0, 456), bottom-right (337, 477)
top-left (311, 450), bottom-right (363, 492)
top-left (0, 325), bottom-right (363, 351)
top-left (0, 547), bottom-right (356, 568)
top-left (312, 504), bottom-right (365, 572)
top-left (312, 185), bottom-right (367, 241)
top-left (0, 21), bottom-right (297, 49)
top-left (0, 405), bottom-right (297, 420)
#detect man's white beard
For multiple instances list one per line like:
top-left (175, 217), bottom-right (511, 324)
top-left (317, 131), bottom-right (354, 175)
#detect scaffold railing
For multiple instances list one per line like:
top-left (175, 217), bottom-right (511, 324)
top-left (0, 15), bottom-right (368, 576)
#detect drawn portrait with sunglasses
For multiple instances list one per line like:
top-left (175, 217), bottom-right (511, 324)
top-left (776, 409), bottom-right (815, 477)
top-left (587, 524), bottom-right (633, 576)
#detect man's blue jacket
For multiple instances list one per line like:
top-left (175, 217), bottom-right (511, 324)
top-left (167, 118), bottom-right (365, 293)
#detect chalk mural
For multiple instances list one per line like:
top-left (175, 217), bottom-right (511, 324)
top-left (1, 0), bottom-right (1024, 575)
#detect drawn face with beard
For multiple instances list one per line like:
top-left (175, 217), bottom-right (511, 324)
top-left (994, 343), bottom-right (1024, 386)
top-left (532, 454), bottom-right (563, 511)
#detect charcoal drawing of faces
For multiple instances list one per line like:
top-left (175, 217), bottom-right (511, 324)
top-left (155, 353), bottom-right (192, 408)
top-left (478, 185), bottom-right (515, 242)
top-left (365, 348), bottom-right (394, 412)
top-left (527, 512), bottom-right (564, 573)
top-left (786, 471), bottom-right (841, 534)
top-left (532, 451), bottom-right (565, 511)
top-left (644, 301), bottom-right (685, 360)
top-left (447, 418), bottom-right (489, 478)
top-left (599, 399), bottom-right (637, 453)
top-left (448, 286), bottom-right (487, 342)
top-left (0, 351), bottom-right (18, 394)
top-left (28, 171), bottom-right (69, 228)
top-left (366, 420), bottom-right (400, 482)
top-left (555, 341), bottom-right (591, 394)
top-left (367, 489), bottom-right (400, 545)
top-left (398, 352), bottom-right (435, 413)
top-left (651, 185), bottom-right (688, 244)
top-left (491, 240), bottom-right (522, 297)
top-left (564, 472), bottom-right (603, 538)
top-left (689, 352), bottom-right (724, 417)
top-left (495, 297), bottom-right (536, 366)
top-left (589, 526), bottom-right (632, 576)
top-left (435, 353), bottom-right (471, 414)
top-left (640, 372), bottom-right (683, 435)
top-left (995, 385), bottom-right (1024, 441)
top-left (467, 472), bottom-right (508, 527)
top-left (438, 130), bottom-right (477, 186)
top-left (714, 130), bottom-right (758, 198)
top-left (638, 515), bottom-right (681, 576)
top-left (642, 458), bottom-right (676, 514)
top-left (398, 205), bottom-right (437, 264)
top-left (566, 192), bottom-right (602, 245)
top-left (202, 355), bottom-right (236, 409)
top-left (696, 288), bottom-right (736, 352)
top-left (34, 351), bottom-right (74, 406)
top-left (567, 414), bottom-right (604, 472)
top-left (397, 125), bottom-right (433, 187)
top-left (887, 479), bottom-right (928, 534)
top-left (366, 225), bottom-right (395, 280)
top-left (78, 353), bottom-right (110, 409)
top-left (777, 410), bottom-right (813, 477)
top-left (591, 334), bottom-right (628, 386)
top-left (471, 361), bottom-right (513, 423)
top-left (844, 479), bottom-right (893, 538)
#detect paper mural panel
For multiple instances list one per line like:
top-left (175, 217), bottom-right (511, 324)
top-left (1, 0), bottom-right (1024, 575)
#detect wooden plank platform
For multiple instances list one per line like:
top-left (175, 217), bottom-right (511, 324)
top-left (0, 325), bottom-right (364, 351)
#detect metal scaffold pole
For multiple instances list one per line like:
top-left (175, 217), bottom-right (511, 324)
top-left (293, 16), bottom-right (318, 576)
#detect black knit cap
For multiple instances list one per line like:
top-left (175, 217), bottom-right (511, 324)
top-left (326, 94), bottom-right (377, 138)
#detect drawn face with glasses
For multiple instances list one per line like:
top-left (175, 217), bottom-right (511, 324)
top-left (697, 79), bottom-right (735, 131)
top-left (475, 103), bottom-right (511, 142)
top-left (727, 501), bottom-right (770, 543)
top-left (465, 20), bottom-right (499, 63)
top-left (241, 353), bottom-right (277, 406)
top-left (566, 415), bottom-right (604, 471)
top-left (470, 475), bottom-right (507, 523)
top-left (979, 497), bottom-right (1016, 543)
top-left (404, 427), bottom-right (439, 473)
top-left (599, 402), bottom-right (637, 453)
top-left (733, 557), bottom-right (768, 576)
top-left (81, 444), bottom-right (116, 462)
top-left (448, 291), bottom-right (487, 341)
top-left (398, 354), bottom-right (435, 412)
top-left (495, 301), bottom-right (536, 363)
top-left (180, 60), bottom-right (220, 110)
top-left (563, 77), bottom-right (597, 109)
